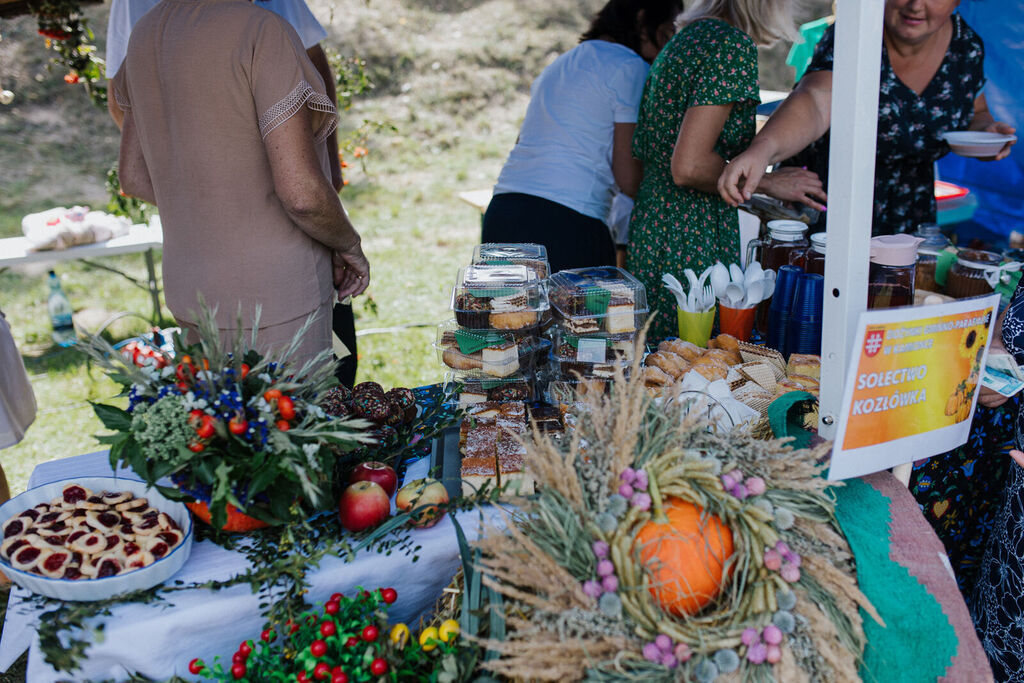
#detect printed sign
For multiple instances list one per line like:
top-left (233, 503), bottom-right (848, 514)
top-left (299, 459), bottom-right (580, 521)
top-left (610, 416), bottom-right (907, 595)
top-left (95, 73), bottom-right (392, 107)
top-left (828, 294), bottom-right (1000, 480)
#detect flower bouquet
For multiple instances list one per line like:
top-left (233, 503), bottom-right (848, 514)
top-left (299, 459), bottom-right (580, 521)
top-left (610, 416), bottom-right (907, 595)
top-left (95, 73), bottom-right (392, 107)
top-left (87, 306), bottom-right (373, 530)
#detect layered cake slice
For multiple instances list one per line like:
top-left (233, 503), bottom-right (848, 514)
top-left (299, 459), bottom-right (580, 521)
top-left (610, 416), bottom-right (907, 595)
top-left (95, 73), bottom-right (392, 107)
top-left (481, 341), bottom-right (520, 377)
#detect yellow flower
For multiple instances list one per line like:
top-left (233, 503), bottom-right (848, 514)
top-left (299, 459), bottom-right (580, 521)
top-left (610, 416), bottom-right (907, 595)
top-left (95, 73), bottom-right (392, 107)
top-left (959, 327), bottom-right (986, 359)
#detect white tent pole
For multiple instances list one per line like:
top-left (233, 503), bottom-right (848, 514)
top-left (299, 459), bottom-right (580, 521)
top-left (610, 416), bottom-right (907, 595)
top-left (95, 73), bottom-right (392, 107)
top-left (818, 0), bottom-right (885, 439)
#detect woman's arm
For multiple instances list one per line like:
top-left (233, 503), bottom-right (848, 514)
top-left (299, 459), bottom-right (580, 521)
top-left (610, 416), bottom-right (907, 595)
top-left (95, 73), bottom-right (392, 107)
top-left (612, 122), bottom-right (642, 198)
top-left (118, 109), bottom-right (156, 204)
top-left (671, 103), bottom-right (733, 194)
top-left (718, 70), bottom-right (834, 206)
top-left (305, 44), bottom-right (344, 191)
top-left (264, 105), bottom-right (369, 297)
top-left (968, 92), bottom-right (1017, 161)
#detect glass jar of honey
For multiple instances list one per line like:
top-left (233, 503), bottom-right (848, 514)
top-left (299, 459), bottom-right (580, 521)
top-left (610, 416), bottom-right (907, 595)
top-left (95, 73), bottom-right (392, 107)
top-left (913, 224), bottom-right (951, 294)
top-left (946, 250), bottom-right (1003, 299)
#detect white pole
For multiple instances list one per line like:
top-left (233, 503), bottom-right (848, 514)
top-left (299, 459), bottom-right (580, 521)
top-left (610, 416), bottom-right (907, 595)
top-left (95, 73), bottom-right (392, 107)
top-left (818, 0), bottom-right (885, 439)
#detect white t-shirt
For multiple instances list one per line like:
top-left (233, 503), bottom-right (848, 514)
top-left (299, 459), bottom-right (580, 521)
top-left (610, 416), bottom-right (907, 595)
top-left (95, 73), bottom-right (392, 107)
top-left (105, 0), bottom-right (328, 78)
top-left (492, 40), bottom-right (649, 222)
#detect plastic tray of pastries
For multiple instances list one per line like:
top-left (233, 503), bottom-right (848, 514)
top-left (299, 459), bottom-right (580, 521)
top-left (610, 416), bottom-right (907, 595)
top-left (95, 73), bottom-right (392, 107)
top-left (443, 372), bottom-right (537, 407)
top-left (451, 264), bottom-right (549, 331)
top-left (548, 267), bottom-right (648, 335)
top-left (435, 320), bottom-right (551, 378)
top-left (472, 243), bottom-right (550, 279)
top-left (0, 477), bottom-right (193, 601)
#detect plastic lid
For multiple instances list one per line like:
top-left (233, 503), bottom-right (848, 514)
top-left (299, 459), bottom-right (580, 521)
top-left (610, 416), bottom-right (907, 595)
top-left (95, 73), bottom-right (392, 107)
top-left (913, 223), bottom-right (951, 251)
top-left (766, 220), bottom-right (809, 240)
top-left (451, 264), bottom-right (548, 317)
top-left (809, 232), bottom-right (827, 252)
top-left (870, 235), bottom-right (923, 266)
top-left (472, 243), bottom-right (549, 262)
top-left (956, 249), bottom-right (1003, 268)
top-left (435, 320), bottom-right (551, 378)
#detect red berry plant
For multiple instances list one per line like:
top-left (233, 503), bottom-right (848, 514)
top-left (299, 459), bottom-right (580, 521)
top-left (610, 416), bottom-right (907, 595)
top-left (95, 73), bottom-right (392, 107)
top-left (186, 587), bottom-right (467, 682)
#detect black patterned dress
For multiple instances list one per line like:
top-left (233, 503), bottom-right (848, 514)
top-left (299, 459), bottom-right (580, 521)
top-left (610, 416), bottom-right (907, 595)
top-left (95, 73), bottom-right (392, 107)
top-left (788, 14), bottom-right (986, 235)
top-left (972, 282), bottom-right (1024, 681)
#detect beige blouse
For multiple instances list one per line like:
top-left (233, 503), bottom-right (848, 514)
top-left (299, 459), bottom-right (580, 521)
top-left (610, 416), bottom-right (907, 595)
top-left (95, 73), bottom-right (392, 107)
top-left (112, 0), bottom-right (338, 329)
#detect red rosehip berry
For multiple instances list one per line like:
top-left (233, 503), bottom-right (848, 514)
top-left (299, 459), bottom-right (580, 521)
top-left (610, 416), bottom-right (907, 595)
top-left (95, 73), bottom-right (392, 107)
top-left (369, 658), bottom-right (388, 676)
top-left (238, 641), bottom-right (252, 656)
top-left (361, 625), bottom-right (379, 643)
top-left (310, 639), bottom-right (328, 658)
top-left (297, 672), bottom-right (310, 683)
top-left (325, 601), bottom-right (340, 615)
top-left (232, 652), bottom-right (246, 665)
top-left (380, 587), bottom-right (397, 604)
top-left (231, 662), bottom-right (246, 680)
top-left (320, 621), bottom-right (337, 638)
top-left (276, 419), bottom-right (291, 431)
top-left (331, 673), bottom-right (349, 683)
top-left (345, 636), bottom-right (359, 648)
top-left (260, 629), bottom-right (274, 642)
top-left (330, 592), bottom-right (343, 602)
top-left (188, 658), bottom-right (204, 675)
top-left (313, 661), bottom-right (331, 680)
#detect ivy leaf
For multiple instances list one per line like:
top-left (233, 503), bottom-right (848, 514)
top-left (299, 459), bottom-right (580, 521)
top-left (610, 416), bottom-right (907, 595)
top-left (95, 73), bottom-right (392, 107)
top-left (91, 402), bottom-right (133, 432)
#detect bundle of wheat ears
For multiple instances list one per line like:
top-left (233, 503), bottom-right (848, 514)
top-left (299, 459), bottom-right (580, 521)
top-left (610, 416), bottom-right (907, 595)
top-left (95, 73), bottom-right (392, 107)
top-left (472, 340), bottom-right (880, 682)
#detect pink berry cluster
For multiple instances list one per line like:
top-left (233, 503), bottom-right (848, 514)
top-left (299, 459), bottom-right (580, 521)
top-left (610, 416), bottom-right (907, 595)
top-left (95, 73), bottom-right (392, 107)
top-left (720, 469), bottom-right (766, 500)
top-left (582, 541), bottom-right (619, 598)
top-left (619, 467), bottom-right (651, 511)
top-left (641, 633), bottom-right (691, 669)
top-left (741, 624), bottom-right (784, 664)
top-left (763, 540), bottom-right (801, 583)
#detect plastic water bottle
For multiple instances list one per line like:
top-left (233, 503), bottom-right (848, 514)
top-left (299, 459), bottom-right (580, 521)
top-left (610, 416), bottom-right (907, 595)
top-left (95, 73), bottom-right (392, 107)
top-left (47, 270), bottom-right (75, 347)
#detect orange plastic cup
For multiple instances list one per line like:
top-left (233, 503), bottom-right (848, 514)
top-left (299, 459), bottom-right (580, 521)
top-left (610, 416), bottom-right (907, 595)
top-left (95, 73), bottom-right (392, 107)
top-left (718, 304), bottom-right (756, 342)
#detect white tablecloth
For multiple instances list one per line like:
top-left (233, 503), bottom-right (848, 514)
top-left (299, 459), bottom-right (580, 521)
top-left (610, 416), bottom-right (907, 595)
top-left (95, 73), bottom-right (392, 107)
top-left (0, 451), bottom-right (491, 681)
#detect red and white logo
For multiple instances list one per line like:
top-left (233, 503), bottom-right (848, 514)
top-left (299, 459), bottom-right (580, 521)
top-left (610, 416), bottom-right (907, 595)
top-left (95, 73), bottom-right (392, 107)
top-left (863, 329), bottom-right (885, 357)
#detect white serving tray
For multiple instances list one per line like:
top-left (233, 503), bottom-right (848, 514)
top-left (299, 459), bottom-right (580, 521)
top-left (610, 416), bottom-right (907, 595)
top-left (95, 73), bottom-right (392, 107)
top-left (0, 477), bottom-right (193, 601)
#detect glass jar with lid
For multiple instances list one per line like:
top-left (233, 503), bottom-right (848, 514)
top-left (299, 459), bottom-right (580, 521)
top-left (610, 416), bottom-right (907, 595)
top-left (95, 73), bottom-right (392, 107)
top-left (913, 223), bottom-right (951, 293)
top-left (946, 250), bottom-right (1004, 299)
top-left (868, 235), bottom-right (923, 309)
top-left (805, 233), bottom-right (827, 276)
top-left (746, 220), bottom-right (810, 273)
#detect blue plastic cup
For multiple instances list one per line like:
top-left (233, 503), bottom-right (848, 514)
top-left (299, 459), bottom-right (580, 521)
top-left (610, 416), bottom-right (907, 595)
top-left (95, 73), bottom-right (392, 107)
top-left (791, 273), bottom-right (824, 318)
top-left (787, 318), bottom-right (822, 355)
top-left (767, 310), bottom-right (791, 355)
top-left (770, 265), bottom-right (804, 314)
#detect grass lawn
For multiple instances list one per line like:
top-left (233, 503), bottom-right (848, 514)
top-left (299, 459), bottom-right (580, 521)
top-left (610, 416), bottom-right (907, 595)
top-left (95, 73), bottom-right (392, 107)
top-left (0, 1), bottom-right (828, 678)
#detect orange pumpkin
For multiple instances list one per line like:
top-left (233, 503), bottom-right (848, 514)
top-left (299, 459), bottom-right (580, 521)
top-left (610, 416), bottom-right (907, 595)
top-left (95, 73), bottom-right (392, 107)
top-left (186, 501), bottom-right (270, 532)
top-left (634, 497), bottom-right (733, 616)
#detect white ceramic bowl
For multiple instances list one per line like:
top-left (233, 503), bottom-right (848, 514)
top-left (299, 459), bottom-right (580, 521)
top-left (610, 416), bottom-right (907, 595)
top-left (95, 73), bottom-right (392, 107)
top-left (941, 131), bottom-right (1016, 158)
top-left (0, 477), bottom-right (193, 601)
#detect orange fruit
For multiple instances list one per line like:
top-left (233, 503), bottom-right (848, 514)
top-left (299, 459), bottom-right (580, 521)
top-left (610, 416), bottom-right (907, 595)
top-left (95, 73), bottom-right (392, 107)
top-left (634, 497), bottom-right (733, 616)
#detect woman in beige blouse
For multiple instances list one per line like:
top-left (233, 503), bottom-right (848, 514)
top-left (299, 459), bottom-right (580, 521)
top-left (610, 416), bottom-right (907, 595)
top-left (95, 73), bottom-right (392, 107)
top-left (112, 0), bottom-right (368, 364)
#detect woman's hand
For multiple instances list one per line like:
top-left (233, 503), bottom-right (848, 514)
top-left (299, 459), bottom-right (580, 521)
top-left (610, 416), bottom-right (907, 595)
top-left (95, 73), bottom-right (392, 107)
top-left (333, 244), bottom-right (370, 298)
top-left (978, 385), bottom-right (1010, 409)
top-left (718, 146), bottom-right (773, 207)
top-left (1010, 449), bottom-right (1024, 468)
top-left (755, 166), bottom-right (828, 211)
top-left (980, 121), bottom-right (1017, 161)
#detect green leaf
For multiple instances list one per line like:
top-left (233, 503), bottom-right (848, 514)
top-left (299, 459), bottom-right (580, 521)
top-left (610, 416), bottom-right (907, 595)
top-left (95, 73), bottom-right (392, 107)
top-left (91, 402), bottom-right (133, 432)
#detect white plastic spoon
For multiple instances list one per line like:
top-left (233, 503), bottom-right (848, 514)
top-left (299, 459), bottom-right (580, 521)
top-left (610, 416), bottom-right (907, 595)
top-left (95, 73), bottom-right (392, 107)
top-left (729, 263), bottom-right (745, 284)
top-left (744, 261), bottom-right (763, 286)
top-left (710, 262), bottom-right (730, 298)
top-left (724, 282), bottom-right (744, 308)
top-left (743, 279), bottom-right (764, 308)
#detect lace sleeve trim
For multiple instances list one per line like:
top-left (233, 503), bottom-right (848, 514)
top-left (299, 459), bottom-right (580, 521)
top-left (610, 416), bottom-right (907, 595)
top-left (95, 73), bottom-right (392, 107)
top-left (114, 88), bottom-right (131, 111)
top-left (258, 80), bottom-right (338, 143)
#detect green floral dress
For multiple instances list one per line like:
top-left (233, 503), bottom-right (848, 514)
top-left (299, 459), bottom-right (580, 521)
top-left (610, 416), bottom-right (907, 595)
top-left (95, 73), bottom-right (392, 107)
top-left (627, 18), bottom-right (759, 342)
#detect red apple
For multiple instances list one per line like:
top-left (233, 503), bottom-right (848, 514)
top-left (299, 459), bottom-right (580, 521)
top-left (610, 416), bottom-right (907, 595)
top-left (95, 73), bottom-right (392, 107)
top-left (395, 478), bottom-right (449, 528)
top-left (338, 481), bottom-right (391, 532)
top-left (349, 461), bottom-right (398, 498)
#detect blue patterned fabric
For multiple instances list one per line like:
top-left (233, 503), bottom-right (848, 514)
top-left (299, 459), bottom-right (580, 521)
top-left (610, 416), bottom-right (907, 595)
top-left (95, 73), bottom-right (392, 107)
top-left (971, 279), bottom-right (1024, 680)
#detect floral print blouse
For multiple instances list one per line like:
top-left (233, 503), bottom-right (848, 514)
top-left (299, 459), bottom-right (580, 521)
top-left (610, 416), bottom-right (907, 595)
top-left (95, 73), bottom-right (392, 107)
top-left (790, 14), bottom-right (986, 235)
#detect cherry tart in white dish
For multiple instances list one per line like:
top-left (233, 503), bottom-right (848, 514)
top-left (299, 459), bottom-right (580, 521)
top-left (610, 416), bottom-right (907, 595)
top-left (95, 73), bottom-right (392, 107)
top-left (1, 484), bottom-right (185, 580)
top-left (0, 477), bottom-right (193, 601)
